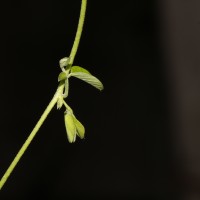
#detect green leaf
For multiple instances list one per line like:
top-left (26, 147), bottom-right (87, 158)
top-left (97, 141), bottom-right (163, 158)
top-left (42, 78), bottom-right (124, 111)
top-left (64, 112), bottom-right (76, 143)
top-left (73, 115), bottom-right (85, 139)
top-left (59, 57), bottom-right (70, 69)
top-left (58, 72), bottom-right (67, 82)
top-left (70, 72), bottom-right (104, 91)
top-left (71, 66), bottom-right (91, 74)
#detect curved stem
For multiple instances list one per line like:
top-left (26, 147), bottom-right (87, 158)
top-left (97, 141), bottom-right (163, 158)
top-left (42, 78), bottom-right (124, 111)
top-left (69, 0), bottom-right (87, 66)
top-left (0, 0), bottom-right (87, 190)
top-left (63, 100), bottom-right (72, 112)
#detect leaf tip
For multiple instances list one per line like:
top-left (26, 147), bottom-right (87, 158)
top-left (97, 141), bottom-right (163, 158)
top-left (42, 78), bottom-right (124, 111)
top-left (58, 72), bottom-right (67, 82)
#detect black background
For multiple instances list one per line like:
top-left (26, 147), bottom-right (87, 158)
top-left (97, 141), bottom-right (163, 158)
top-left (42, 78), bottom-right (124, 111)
top-left (1, 0), bottom-right (200, 199)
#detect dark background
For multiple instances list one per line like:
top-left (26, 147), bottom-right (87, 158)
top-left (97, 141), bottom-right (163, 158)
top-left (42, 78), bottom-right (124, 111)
top-left (1, 0), bottom-right (200, 199)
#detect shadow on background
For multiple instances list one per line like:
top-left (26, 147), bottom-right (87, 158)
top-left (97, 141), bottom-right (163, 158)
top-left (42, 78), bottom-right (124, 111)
top-left (0, 0), bottom-right (200, 199)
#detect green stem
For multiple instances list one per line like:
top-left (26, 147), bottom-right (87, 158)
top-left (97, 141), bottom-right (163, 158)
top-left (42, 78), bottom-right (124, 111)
top-left (0, 0), bottom-right (87, 190)
top-left (0, 92), bottom-right (59, 190)
top-left (69, 0), bottom-right (87, 65)
top-left (63, 100), bottom-right (72, 112)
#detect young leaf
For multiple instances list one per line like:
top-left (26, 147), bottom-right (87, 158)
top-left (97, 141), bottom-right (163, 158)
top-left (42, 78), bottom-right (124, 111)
top-left (64, 112), bottom-right (76, 143)
top-left (59, 57), bottom-right (70, 69)
top-left (70, 72), bottom-right (104, 91)
top-left (73, 115), bottom-right (85, 139)
top-left (58, 72), bottom-right (67, 82)
top-left (71, 66), bottom-right (91, 74)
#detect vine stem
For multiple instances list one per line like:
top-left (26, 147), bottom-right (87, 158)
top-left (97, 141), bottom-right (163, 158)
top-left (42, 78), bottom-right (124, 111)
top-left (69, 0), bottom-right (87, 65)
top-left (0, 92), bottom-right (59, 190)
top-left (0, 0), bottom-right (87, 190)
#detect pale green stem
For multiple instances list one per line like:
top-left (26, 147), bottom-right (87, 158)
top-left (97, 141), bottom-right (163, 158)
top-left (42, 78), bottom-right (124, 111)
top-left (63, 100), bottom-right (73, 112)
top-left (0, 0), bottom-right (87, 190)
top-left (69, 0), bottom-right (87, 65)
top-left (0, 86), bottom-right (61, 190)
top-left (0, 95), bottom-right (58, 190)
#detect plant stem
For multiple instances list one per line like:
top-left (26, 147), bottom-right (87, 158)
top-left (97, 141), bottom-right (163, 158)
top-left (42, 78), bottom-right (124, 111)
top-left (69, 0), bottom-right (87, 66)
top-left (0, 0), bottom-right (87, 190)
top-left (0, 92), bottom-right (59, 190)
top-left (63, 100), bottom-right (73, 112)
